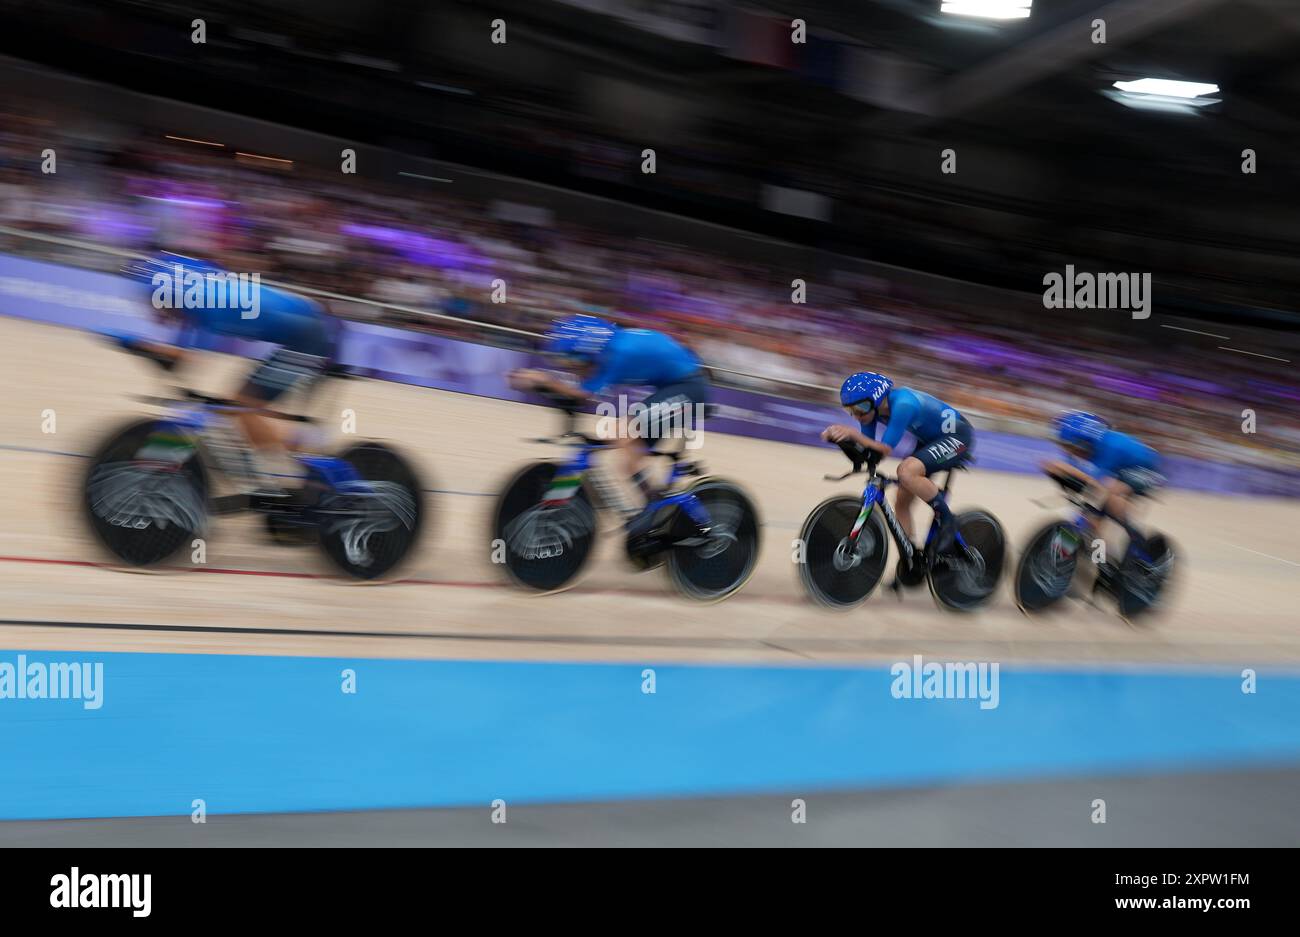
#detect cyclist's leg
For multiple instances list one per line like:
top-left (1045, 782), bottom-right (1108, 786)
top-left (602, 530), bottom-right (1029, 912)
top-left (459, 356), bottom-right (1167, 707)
top-left (613, 431), bottom-right (654, 498)
top-left (1099, 478), bottom-right (1134, 550)
top-left (892, 470), bottom-right (918, 544)
top-left (903, 424), bottom-right (975, 553)
top-left (232, 325), bottom-right (333, 488)
top-left (1108, 467), bottom-right (1164, 559)
top-left (629, 375), bottom-right (708, 503)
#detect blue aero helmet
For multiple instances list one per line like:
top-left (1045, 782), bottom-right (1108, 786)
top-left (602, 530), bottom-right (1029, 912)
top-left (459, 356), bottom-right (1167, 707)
top-left (543, 314), bottom-right (616, 361)
top-left (840, 371), bottom-right (894, 410)
top-left (1053, 410), bottom-right (1110, 449)
top-left (120, 251), bottom-right (224, 285)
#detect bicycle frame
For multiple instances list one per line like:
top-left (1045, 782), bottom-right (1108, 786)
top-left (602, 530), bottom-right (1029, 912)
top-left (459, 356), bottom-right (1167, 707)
top-left (134, 401), bottom-right (367, 514)
top-left (1050, 486), bottom-right (1152, 565)
top-left (540, 437), bottom-right (712, 529)
top-left (131, 357), bottom-right (357, 495)
top-left (849, 467), bottom-right (960, 563)
top-left (151, 401), bottom-right (257, 487)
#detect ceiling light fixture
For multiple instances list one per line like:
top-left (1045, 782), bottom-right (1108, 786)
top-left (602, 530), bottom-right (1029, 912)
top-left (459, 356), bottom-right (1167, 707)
top-left (1104, 78), bottom-right (1221, 114)
top-left (939, 1), bottom-right (1032, 20)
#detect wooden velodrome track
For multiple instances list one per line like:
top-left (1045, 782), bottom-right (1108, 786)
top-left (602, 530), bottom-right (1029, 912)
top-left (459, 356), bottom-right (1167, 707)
top-left (1, 316), bottom-right (1297, 667)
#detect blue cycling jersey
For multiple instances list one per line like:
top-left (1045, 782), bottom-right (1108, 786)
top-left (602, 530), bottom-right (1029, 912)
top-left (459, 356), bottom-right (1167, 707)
top-left (179, 288), bottom-right (326, 351)
top-left (860, 387), bottom-right (967, 450)
top-left (580, 328), bottom-right (702, 395)
top-left (1079, 429), bottom-right (1161, 479)
top-left (141, 257), bottom-right (331, 353)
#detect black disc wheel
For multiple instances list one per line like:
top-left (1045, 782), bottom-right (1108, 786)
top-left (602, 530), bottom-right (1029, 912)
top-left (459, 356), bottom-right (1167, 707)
top-left (929, 508), bottom-right (1006, 613)
top-left (83, 419), bottom-right (208, 567)
top-left (797, 495), bottom-right (889, 609)
top-left (493, 461), bottom-right (597, 592)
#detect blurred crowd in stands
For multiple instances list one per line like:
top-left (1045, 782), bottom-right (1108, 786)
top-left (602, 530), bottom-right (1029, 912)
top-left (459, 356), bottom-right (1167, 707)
top-left (2, 111), bottom-right (1297, 471)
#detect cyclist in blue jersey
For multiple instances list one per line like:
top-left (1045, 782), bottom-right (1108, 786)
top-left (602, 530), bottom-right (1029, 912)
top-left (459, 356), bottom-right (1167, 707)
top-left (1042, 410), bottom-right (1164, 562)
top-left (510, 314), bottom-right (709, 523)
top-left (115, 252), bottom-right (339, 494)
top-left (823, 372), bottom-right (974, 558)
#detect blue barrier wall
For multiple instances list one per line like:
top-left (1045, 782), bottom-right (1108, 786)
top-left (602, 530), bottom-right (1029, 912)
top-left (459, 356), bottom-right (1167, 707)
top-left (2, 649), bottom-right (1299, 820)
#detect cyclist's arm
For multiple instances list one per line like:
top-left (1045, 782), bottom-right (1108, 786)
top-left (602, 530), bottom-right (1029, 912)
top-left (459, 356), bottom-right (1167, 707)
top-left (155, 318), bottom-right (204, 367)
top-left (138, 341), bottom-right (190, 364)
top-left (1042, 458), bottom-right (1107, 499)
top-left (111, 333), bottom-right (192, 370)
top-left (144, 293), bottom-right (209, 352)
top-left (865, 398), bottom-right (922, 457)
top-left (120, 280), bottom-right (202, 367)
top-left (821, 423), bottom-right (889, 455)
top-left (857, 429), bottom-right (893, 457)
top-left (578, 357), bottom-right (618, 397)
top-left (508, 369), bottom-right (589, 402)
top-left (539, 374), bottom-right (588, 401)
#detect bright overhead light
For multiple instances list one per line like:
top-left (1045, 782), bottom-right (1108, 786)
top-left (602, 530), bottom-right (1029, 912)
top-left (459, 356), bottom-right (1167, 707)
top-left (1104, 77), bottom-right (1221, 114)
top-left (940, 1), bottom-right (1032, 19)
top-left (1112, 78), bottom-right (1219, 99)
top-left (1101, 91), bottom-right (1214, 114)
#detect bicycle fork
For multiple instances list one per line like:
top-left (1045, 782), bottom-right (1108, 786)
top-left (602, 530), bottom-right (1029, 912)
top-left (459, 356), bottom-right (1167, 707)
top-left (840, 479), bottom-right (896, 571)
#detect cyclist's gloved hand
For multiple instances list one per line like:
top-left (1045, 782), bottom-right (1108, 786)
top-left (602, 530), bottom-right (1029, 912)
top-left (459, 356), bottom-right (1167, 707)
top-left (546, 391), bottom-right (582, 413)
top-left (835, 438), bottom-right (871, 469)
top-left (104, 331), bottom-right (179, 371)
top-left (1050, 471), bottom-right (1087, 494)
